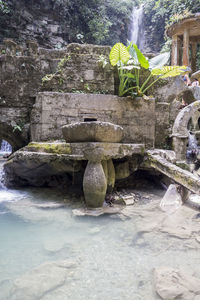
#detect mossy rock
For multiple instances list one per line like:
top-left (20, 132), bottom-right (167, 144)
top-left (26, 142), bottom-right (72, 154)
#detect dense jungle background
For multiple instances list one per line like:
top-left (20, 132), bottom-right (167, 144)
top-left (0, 0), bottom-right (200, 52)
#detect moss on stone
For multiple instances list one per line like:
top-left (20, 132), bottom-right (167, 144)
top-left (27, 142), bottom-right (72, 154)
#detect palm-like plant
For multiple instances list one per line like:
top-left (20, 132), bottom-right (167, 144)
top-left (109, 42), bottom-right (188, 97)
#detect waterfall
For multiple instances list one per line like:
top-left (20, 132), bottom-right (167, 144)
top-left (129, 5), bottom-right (145, 50)
top-left (188, 132), bottom-right (198, 149)
top-left (186, 132), bottom-right (199, 162)
top-left (0, 140), bottom-right (12, 153)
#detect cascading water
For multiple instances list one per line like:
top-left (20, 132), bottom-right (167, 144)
top-left (129, 5), bottom-right (145, 50)
top-left (186, 132), bottom-right (199, 163)
top-left (0, 140), bottom-right (12, 188)
top-left (0, 140), bottom-right (12, 154)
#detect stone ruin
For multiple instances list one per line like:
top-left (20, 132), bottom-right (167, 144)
top-left (1, 39), bottom-right (200, 208)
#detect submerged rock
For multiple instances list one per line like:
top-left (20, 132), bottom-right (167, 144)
top-left (154, 266), bottom-right (200, 300)
top-left (72, 205), bottom-right (123, 217)
top-left (10, 260), bottom-right (76, 300)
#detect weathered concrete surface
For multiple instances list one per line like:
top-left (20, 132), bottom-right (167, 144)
top-left (83, 161), bottom-right (107, 208)
top-left (0, 42), bottom-right (114, 149)
top-left (172, 100), bottom-right (200, 160)
top-left (154, 78), bottom-right (200, 148)
top-left (4, 142), bottom-right (145, 187)
top-left (145, 151), bottom-right (200, 195)
top-left (24, 142), bottom-right (145, 160)
top-left (42, 43), bottom-right (114, 95)
top-left (62, 121), bottom-right (123, 143)
top-left (0, 43), bottom-right (63, 149)
top-left (3, 151), bottom-right (82, 187)
top-left (31, 93), bottom-right (155, 147)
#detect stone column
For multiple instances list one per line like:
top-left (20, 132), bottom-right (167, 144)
top-left (83, 161), bottom-right (107, 208)
top-left (107, 159), bottom-right (115, 193)
top-left (191, 42), bottom-right (197, 73)
top-left (172, 135), bottom-right (188, 161)
top-left (171, 35), bottom-right (180, 65)
top-left (182, 29), bottom-right (190, 66)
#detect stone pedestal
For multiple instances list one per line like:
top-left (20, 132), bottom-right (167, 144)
top-left (172, 135), bottom-right (188, 161)
top-left (83, 161), bottom-right (107, 208)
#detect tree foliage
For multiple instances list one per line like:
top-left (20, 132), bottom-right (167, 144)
top-left (142, 0), bottom-right (200, 52)
top-left (50, 0), bottom-right (136, 45)
top-left (0, 0), bottom-right (10, 13)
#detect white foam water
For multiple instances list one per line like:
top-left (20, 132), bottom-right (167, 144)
top-left (129, 5), bottom-right (145, 50)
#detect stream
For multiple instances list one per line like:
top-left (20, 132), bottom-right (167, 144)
top-left (1, 158), bottom-right (200, 300)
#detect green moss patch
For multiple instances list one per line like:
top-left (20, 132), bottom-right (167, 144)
top-left (27, 142), bottom-right (72, 154)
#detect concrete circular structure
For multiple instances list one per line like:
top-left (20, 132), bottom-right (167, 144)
top-left (62, 121), bottom-right (123, 143)
top-left (172, 100), bottom-right (200, 160)
top-left (166, 13), bottom-right (200, 72)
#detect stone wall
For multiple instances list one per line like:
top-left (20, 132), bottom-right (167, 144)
top-left (31, 93), bottom-right (156, 148)
top-left (0, 41), bottom-right (114, 150)
top-left (0, 40), bottom-right (63, 149)
top-left (41, 43), bottom-right (114, 95)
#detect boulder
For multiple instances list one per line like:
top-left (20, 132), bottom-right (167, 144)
top-left (10, 260), bottom-right (76, 300)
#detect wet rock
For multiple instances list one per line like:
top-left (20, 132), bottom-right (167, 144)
top-left (154, 266), bottom-right (200, 300)
top-left (10, 260), bottom-right (76, 300)
top-left (188, 193), bottom-right (200, 209)
top-left (72, 205), bottom-right (123, 217)
top-left (4, 151), bottom-right (81, 187)
top-left (160, 184), bottom-right (182, 213)
top-left (121, 195), bottom-right (135, 206)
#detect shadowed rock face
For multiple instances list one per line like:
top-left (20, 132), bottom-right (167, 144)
top-left (62, 121), bottom-right (123, 143)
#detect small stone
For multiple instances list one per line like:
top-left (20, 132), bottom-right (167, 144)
top-left (122, 195), bottom-right (135, 206)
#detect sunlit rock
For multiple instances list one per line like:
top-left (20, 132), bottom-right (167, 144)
top-left (160, 184), bottom-right (182, 213)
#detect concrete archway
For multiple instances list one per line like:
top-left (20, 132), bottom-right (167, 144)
top-left (172, 100), bottom-right (200, 160)
top-left (0, 122), bottom-right (27, 152)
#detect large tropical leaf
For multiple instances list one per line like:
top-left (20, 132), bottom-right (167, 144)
top-left (109, 43), bottom-right (130, 66)
top-left (149, 52), bottom-right (170, 70)
top-left (133, 44), bottom-right (149, 69)
top-left (151, 66), bottom-right (188, 78)
top-left (127, 42), bottom-right (139, 65)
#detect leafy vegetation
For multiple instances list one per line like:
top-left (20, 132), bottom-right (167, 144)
top-left (109, 42), bottom-right (187, 97)
top-left (142, 0), bottom-right (200, 52)
top-left (0, 0), bottom-right (10, 13)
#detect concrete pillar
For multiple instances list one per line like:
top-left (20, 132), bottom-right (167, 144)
top-left (83, 161), bottom-right (107, 208)
top-left (172, 136), bottom-right (188, 161)
top-left (107, 159), bottom-right (115, 192)
top-left (191, 42), bottom-right (197, 73)
top-left (171, 35), bottom-right (180, 65)
top-left (183, 29), bottom-right (190, 66)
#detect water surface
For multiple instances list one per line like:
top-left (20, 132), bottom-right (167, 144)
top-left (0, 162), bottom-right (200, 300)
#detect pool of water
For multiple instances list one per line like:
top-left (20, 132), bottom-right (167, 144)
top-left (0, 161), bottom-right (200, 300)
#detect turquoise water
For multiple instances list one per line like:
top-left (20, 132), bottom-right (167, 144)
top-left (0, 161), bottom-right (200, 300)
